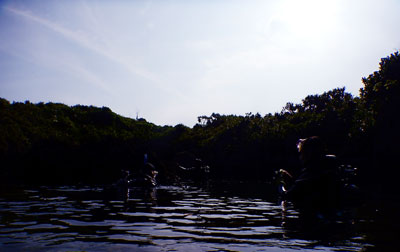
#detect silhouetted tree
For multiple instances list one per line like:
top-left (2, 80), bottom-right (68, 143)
top-left (359, 51), bottom-right (400, 188)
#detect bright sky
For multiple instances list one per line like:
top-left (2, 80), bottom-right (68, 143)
top-left (1, 0), bottom-right (399, 127)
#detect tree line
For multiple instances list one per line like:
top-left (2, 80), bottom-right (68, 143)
top-left (1, 51), bottom-right (399, 189)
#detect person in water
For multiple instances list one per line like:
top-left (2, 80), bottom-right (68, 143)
top-left (132, 154), bottom-right (158, 187)
top-left (280, 136), bottom-right (342, 212)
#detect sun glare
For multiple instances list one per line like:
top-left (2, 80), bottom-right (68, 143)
top-left (274, 0), bottom-right (339, 41)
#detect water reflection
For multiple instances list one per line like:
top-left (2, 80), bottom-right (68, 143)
top-left (0, 182), bottom-right (391, 251)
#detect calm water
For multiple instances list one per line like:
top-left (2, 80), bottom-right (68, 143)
top-left (0, 181), bottom-right (398, 252)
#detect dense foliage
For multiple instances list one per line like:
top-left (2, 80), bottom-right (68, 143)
top-left (1, 51), bottom-right (399, 187)
top-left (0, 101), bottom-right (165, 184)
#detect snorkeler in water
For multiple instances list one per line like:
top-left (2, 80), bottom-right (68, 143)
top-left (280, 136), bottom-right (341, 211)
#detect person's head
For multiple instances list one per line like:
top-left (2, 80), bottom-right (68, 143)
top-left (297, 136), bottom-right (325, 164)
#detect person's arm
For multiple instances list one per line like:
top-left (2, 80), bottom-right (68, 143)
top-left (279, 169), bottom-right (294, 192)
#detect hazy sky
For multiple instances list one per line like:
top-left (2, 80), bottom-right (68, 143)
top-left (1, 0), bottom-right (399, 126)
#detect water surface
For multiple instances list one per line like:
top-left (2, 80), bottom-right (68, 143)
top-left (0, 182), bottom-right (397, 251)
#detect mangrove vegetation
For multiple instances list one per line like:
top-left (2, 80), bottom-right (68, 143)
top-left (1, 51), bottom-right (399, 190)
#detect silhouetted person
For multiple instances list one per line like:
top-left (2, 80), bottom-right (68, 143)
top-left (142, 162), bottom-right (158, 187)
top-left (280, 136), bottom-right (341, 216)
top-left (131, 154), bottom-right (158, 187)
top-left (117, 170), bottom-right (130, 187)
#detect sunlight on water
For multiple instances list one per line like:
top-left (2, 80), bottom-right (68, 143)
top-left (0, 183), bottom-right (387, 251)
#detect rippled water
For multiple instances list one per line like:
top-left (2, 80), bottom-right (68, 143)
top-left (0, 182), bottom-right (398, 251)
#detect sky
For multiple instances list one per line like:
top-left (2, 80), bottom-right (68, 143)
top-left (0, 0), bottom-right (399, 127)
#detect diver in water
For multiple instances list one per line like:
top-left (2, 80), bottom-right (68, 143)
top-left (142, 162), bottom-right (158, 187)
top-left (132, 154), bottom-right (158, 187)
top-left (280, 136), bottom-right (342, 213)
